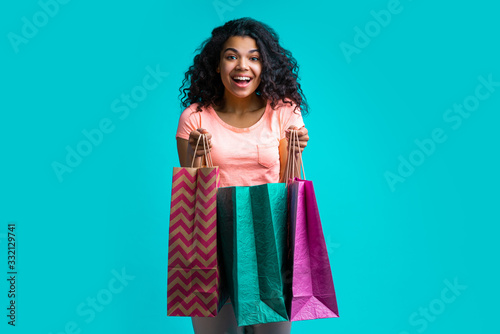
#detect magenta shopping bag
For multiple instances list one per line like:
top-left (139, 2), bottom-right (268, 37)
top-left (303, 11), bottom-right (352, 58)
top-left (285, 130), bottom-right (339, 321)
top-left (288, 178), bottom-right (339, 320)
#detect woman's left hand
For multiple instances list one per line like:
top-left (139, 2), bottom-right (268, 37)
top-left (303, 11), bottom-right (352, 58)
top-left (285, 125), bottom-right (309, 153)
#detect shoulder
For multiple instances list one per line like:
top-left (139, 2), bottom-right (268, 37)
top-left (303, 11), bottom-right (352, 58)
top-left (179, 103), bottom-right (209, 121)
top-left (180, 102), bottom-right (206, 115)
top-left (272, 98), bottom-right (302, 118)
top-left (274, 98), bottom-right (300, 112)
top-left (270, 99), bottom-right (304, 133)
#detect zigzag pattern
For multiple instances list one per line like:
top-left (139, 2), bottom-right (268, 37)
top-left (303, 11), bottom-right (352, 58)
top-left (168, 292), bottom-right (218, 310)
top-left (168, 243), bottom-right (217, 264)
top-left (169, 230), bottom-right (217, 250)
top-left (168, 273), bottom-right (219, 299)
top-left (167, 166), bottom-right (221, 317)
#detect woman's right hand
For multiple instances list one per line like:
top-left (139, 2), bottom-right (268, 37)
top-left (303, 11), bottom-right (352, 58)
top-left (188, 128), bottom-right (213, 157)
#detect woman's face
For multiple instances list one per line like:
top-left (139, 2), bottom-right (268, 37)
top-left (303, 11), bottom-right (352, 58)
top-left (217, 36), bottom-right (262, 99)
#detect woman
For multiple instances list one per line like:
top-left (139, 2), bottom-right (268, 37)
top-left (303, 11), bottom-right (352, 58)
top-left (175, 17), bottom-right (310, 334)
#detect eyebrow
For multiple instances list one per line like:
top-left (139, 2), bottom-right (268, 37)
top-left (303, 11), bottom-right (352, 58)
top-left (223, 47), bottom-right (260, 54)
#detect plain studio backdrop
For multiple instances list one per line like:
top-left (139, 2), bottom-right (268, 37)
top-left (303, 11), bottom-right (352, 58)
top-left (1, 0), bottom-right (499, 333)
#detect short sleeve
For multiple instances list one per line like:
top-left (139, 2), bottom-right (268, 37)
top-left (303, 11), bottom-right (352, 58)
top-left (279, 102), bottom-right (305, 140)
top-left (176, 105), bottom-right (201, 140)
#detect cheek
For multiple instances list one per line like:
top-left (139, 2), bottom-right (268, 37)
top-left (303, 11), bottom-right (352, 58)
top-left (220, 64), bottom-right (232, 76)
top-left (221, 70), bottom-right (231, 84)
top-left (254, 71), bottom-right (262, 85)
top-left (254, 66), bottom-right (263, 80)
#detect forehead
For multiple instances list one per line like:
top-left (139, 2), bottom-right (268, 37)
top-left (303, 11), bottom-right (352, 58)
top-left (221, 36), bottom-right (259, 53)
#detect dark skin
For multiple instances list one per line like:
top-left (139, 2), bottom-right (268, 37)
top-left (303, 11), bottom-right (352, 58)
top-left (177, 36), bottom-right (309, 180)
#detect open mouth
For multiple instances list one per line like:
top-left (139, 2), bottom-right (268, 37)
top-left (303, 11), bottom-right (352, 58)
top-left (232, 76), bottom-right (253, 87)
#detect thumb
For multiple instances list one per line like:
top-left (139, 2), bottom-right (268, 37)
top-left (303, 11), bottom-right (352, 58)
top-left (285, 125), bottom-right (299, 139)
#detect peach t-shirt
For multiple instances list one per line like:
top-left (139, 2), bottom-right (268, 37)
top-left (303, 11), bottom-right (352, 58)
top-left (176, 99), bottom-right (305, 187)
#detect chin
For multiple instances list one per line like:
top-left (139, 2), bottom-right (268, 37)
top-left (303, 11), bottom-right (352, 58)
top-left (228, 90), bottom-right (257, 99)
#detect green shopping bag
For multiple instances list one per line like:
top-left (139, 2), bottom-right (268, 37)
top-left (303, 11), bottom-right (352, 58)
top-left (217, 183), bottom-right (289, 326)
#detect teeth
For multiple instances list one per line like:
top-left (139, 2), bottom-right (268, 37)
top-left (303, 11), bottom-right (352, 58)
top-left (233, 76), bottom-right (251, 81)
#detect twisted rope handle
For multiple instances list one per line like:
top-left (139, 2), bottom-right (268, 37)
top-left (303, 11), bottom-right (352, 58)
top-left (190, 133), bottom-right (214, 168)
top-left (202, 134), bottom-right (213, 167)
top-left (285, 129), bottom-right (306, 185)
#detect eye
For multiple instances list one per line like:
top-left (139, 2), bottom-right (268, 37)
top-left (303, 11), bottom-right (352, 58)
top-left (250, 57), bottom-right (259, 61)
top-left (226, 55), bottom-right (236, 60)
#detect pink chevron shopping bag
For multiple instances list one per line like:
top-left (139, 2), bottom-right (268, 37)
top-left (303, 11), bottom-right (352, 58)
top-left (167, 134), bottom-right (227, 317)
top-left (285, 130), bottom-right (339, 321)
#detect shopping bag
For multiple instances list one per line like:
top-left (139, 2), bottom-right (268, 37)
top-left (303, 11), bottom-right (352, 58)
top-left (217, 183), bottom-right (290, 326)
top-left (286, 130), bottom-right (339, 321)
top-left (167, 134), bottom-right (227, 317)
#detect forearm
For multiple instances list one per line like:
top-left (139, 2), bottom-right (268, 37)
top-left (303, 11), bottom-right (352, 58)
top-left (279, 146), bottom-right (303, 182)
top-left (177, 137), bottom-right (202, 168)
top-left (183, 144), bottom-right (203, 168)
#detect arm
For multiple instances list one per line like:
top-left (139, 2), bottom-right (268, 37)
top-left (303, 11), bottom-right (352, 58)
top-left (279, 138), bottom-right (302, 182)
top-left (176, 128), bottom-right (213, 167)
top-left (176, 138), bottom-right (202, 167)
top-left (279, 126), bottom-right (309, 182)
top-left (278, 138), bottom-right (289, 183)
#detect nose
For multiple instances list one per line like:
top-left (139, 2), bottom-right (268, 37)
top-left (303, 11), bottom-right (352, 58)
top-left (236, 58), bottom-right (249, 70)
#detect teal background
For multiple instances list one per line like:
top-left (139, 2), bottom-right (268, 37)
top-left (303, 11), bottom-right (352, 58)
top-left (1, 0), bottom-right (499, 333)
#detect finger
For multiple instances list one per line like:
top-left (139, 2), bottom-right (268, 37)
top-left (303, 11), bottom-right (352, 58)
top-left (296, 127), bottom-right (308, 137)
top-left (296, 135), bottom-right (309, 142)
top-left (285, 125), bottom-right (299, 136)
top-left (285, 131), bottom-right (298, 141)
top-left (195, 148), bottom-right (210, 156)
top-left (189, 130), bottom-right (201, 140)
top-left (196, 148), bottom-right (207, 154)
top-left (203, 137), bottom-right (212, 146)
top-left (189, 139), bottom-right (200, 148)
top-left (290, 145), bottom-right (305, 152)
top-left (189, 136), bottom-right (201, 146)
top-left (289, 138), bottom-right (307, 146)
top-left (288, 143), bottom-right (307, 153)
top-left (295, 129), bottom-right (308, 137)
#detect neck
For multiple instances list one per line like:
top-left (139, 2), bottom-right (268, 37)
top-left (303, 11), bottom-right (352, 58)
top-left (218, 92), bottom-right (266, 114)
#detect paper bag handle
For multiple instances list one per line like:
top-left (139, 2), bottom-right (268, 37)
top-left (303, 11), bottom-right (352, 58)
top-left (285, 129), bottom-right (306, 185)
top-left (190, 134), bottom-right (214, 168)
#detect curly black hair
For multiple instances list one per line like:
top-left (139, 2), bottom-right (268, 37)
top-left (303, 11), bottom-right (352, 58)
top-left (178, 17), bottom-right (309, 115)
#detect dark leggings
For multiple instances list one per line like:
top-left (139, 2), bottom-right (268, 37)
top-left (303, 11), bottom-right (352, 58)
top-left (191, 300), bottom-right (292, 334)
